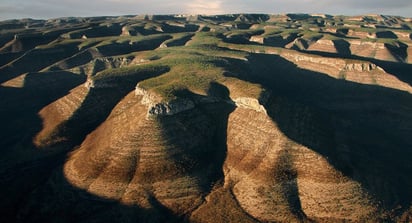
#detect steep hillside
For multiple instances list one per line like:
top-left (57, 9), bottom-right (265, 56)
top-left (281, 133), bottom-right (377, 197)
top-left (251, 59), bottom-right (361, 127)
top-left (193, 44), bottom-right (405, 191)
top-left (1, 14), bottom-right (412, 223)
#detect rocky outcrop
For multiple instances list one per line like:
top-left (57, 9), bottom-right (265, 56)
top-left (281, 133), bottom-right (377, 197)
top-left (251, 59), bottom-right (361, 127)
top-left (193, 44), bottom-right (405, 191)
top-left (80, 56), bottom-right (133, 77)
top-left (233, 97), bottom-right (267, 114)
top-left (281, 50), bottom-right (383, 73)
top-left (147, 99), bottom-right (195, 116)
top-left (279, 50), bottom-right (412, 93)
top-left (135, 84), bottom-right (195, 116)
top-left (135, 84), bottom-right (268, 116)
top-left (342, 62), bottom-right (381, 72)
top-left (280, 52), bottom-right (346, 75)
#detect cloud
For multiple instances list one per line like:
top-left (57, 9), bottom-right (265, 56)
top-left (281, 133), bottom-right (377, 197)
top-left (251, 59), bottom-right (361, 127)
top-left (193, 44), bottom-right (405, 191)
top-left (1, 0), bottom-right (412, 20)
top-left (335, 0), bottom-right (412, 8)
top-left (185, 0), bottom-right (225, 14)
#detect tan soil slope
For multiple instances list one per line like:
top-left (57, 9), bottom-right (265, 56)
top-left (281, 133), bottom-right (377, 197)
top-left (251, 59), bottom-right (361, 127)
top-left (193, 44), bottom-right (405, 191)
top-left (64, 91), bottom-right (233, 215)
top-left (62, 85), bottom-right (383, 222)
top-left (224, 107), bottom-right (378, 222)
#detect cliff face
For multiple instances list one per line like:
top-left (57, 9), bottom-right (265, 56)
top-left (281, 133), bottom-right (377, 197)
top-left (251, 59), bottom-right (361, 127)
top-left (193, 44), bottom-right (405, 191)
top-left (279, 51), bottom-right (412, 93)
top-left (135, 84), bottom-right (196, 116)
top-left (1, 14), bottom-right (412, 223)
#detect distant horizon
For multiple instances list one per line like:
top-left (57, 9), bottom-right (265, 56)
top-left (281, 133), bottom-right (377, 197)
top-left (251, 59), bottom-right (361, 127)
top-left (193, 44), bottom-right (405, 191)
top-left (1, 0), bottom-right (412, 21)
top-left (1, 12), bottom-right (412, 22)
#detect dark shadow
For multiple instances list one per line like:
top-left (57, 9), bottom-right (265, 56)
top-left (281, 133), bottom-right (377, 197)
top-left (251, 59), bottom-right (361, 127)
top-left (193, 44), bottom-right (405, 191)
top-left (206, 81), bottom-right (231, 100)
top-left (157, 84), bottom-right (235, 203)
top-left (273, 149), bottom-right (307, 220)
top-left (286, 13), bottom-right (312, 20)
top-left (48, 49), bottom-right (94, 71)
top-left (384, 41), bottom-right (408, 62)
top-left (0, 71), bottom-right (86, 151)
top-left (64, 24), bottom-right (122, 39)
top-left (161, 23), bottom-right (199, 33)
top-left (0, 71), bottom-right (86, 222)
top-left (13, 165), bottom-right (185, 223)
top-left (0, 42), bottom-right (80, 83)
top-left (162, 34), bottom-right (195, 47)
top-left (96, 35), bottom-right (172, 56)
top-left (376, 31), bottom-right (397, 39)
top-left (0, 52), bottom-right (24, 67)
top-left (0, 31), bottom-right (68, 54)
top-left (223, 30), bottom-right (265, 45)
top-left (261, 33), bottom-right (300, 48)
top-left (332, 39), bottom-right (351, 56)
top-left (220, 54), bottom-right (412, 215)
top-left (336, 28), bottom-right (349, 35)
top-left (133, 26), bottom-right (163, 36)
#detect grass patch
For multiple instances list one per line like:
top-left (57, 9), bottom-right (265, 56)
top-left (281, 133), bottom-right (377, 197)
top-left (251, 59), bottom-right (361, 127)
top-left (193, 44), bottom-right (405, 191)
top-left (133, 44), bottom-right (263, 101)
top-left (93, 63), bottom-right (169, 81)
top-left (138, 56), bottom-right (224, 100)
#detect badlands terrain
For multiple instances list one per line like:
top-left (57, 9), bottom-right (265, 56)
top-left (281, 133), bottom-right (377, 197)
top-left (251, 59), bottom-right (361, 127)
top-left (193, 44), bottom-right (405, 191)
top-left (1, 13), bottom-right (412, 222)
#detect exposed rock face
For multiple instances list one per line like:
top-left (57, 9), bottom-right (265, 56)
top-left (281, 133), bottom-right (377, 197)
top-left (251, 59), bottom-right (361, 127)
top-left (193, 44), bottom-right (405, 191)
top-left (135, 84), bottom-right (268, 116)
top-left (249, 35), bottom-right (265, 44)
top-left (135, 84), bottom-right (195, 116)
top-left (342, 62), bottom-right (381, 72)
top-left (278, 50), bottom-right (412, 93)
top-left (233, 97), bottom-right (266, 113)
top-left (86, 57), bottom-right (133, 75)
top-left (147, 99), bottom-right (195, 116)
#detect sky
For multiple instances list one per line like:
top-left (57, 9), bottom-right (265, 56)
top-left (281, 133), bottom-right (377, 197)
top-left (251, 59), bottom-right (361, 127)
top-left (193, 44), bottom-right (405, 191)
top-left (1, 0), bottom-right (412, 21)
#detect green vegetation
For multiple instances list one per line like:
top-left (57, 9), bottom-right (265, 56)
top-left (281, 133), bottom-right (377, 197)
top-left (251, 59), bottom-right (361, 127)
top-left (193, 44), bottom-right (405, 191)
top-left (137, 50), bottom-right (239, 100)
top-left (93, 63), bottom-right (169, 81)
